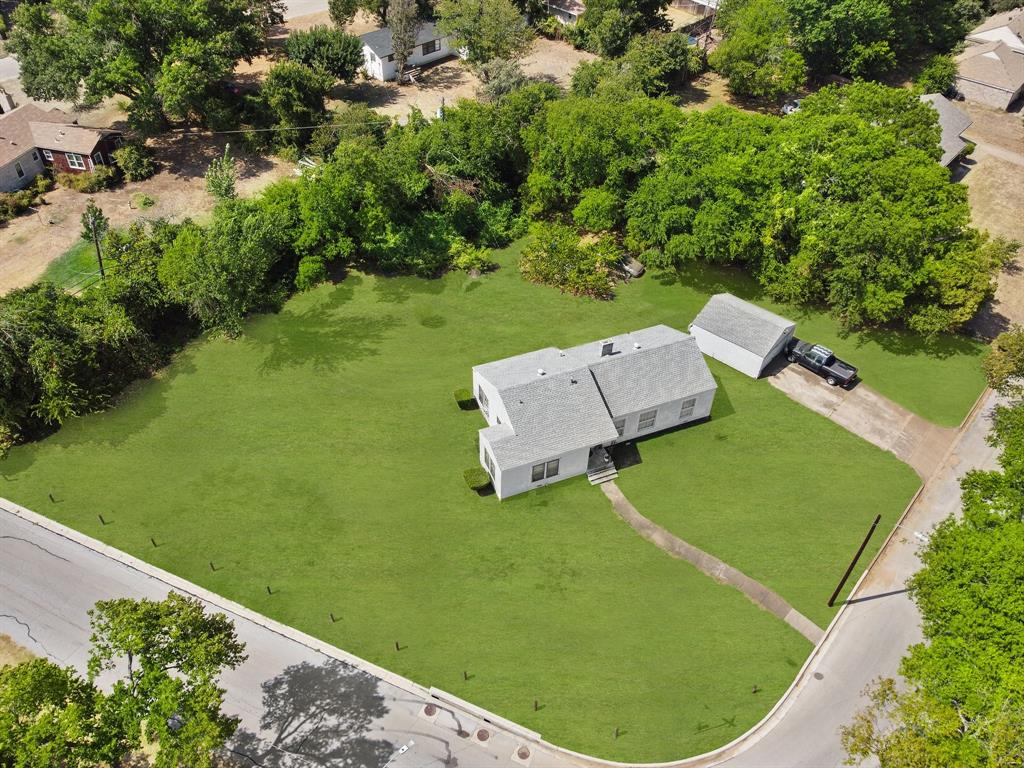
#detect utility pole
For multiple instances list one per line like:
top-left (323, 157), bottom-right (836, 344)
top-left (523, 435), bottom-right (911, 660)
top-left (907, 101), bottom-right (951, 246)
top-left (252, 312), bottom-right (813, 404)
top-left (827, 514), bottom-right (882, 607)
top-left (80, 199), bottom-right (109, 279)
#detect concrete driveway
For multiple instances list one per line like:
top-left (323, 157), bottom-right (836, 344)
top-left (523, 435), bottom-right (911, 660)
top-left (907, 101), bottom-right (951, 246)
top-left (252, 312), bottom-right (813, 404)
top-left (769, 364), bottom-right (957, 479)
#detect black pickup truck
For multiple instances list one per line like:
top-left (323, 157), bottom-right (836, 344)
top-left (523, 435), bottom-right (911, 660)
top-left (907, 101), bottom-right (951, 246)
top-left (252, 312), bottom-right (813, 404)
top-left (786, 339), bottom-right (858, 387)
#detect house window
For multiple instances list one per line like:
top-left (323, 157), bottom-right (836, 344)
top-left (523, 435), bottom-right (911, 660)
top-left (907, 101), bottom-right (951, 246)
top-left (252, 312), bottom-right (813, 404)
top-left (386, 54), bottom-right (394, 62)
top-left (484, 449), bottom-right (495, 477)
top-left (422, 39), bottom-right (438, 55)
top-left (531, 459), bottom-right (560, 482)
top-left (15, 162), bottom-right (24, 178)
top-left (92, 151), bottom-right (104, 166)
top-left (477, 386), bottom-right (489, 416)
top-left (66, 153), bottom-right (87, 170)
top-left (613, 418), bottom-right (625, 437)
top-left (31, 151), bottom-right (39, 161)
top-left (638, 409), bottom-right (658, 431)
top-left (42, 149), bottom-right (53, 161)
top-left (113, 136), bottom-right (124, 148)
top-left (679, 397), bottom-right (697, 420)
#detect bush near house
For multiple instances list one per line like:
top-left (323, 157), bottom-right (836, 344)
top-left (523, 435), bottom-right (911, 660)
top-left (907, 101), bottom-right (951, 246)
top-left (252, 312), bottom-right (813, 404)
top-left (0, 176), bottom-right (51, 224)
top-left (111, 143), bottom-right (157, 182)
top-left (57, 166), bottom-right (118, 193)
top-left (463, 466), bottom-right (491, 491)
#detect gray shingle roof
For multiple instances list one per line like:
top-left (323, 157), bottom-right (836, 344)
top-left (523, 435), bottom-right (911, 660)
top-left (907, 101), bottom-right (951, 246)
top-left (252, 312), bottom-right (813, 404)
top-left (474, 325), bottom-right (716, 469)
top-left (359, 21), bottom-right (442, 58)
top-left (920, 94), bottom-right (973, 166)
top-left (690, 294), bottom-right (795, 358)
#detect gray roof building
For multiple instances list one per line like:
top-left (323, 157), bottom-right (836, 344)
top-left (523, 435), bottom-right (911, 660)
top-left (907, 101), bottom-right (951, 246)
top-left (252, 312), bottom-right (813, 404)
top-left (690, 294), bottom-right (795, 358)
top-left (474, 325), bottom-right (716, 471)
top-left (359, 21), bottom-right (444, 58)
top-left (920, 93), bottom-right (973, 166)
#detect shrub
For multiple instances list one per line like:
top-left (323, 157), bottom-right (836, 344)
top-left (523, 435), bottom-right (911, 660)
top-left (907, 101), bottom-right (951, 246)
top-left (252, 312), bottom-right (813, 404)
top-left (477, 200), bottom-right (526, 246)
top-left (205, 145), bottom-right (238, 200)
top-left (285, 26), bottom-right (364, 82)
top-left (535, 15), bottom-right (564, 40)
top-left (519, 222), bottom-right (620, 299)
top-left (57, 165), bottom-right (118, 193)
top-left (0, 188), bottom-right (37, 224)
top-left (132, 193), bottom-right (155, 209)
top-left (477, 58), bottom-right (529, 102)
top-left (450, 238), bottom-right (497, 274)
top-left (915, 54), bottom-right (957, 95)
top-left (112, 143), bottom-right (157, 181)
top-left (463, 466), bottom-right (491, 491)
top-left (454, 387), bottom-right (476, 409)
top-left (295, 253), bottom-right (328, 290)
top-left (573, 187), bottom-right (619, 231)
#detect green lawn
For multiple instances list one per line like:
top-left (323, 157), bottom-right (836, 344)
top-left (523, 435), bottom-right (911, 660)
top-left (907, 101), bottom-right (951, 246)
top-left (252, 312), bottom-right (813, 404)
top-left (40, 239), bottom-right (102, 291)
top-left (1, 241), bottom-right (977, 759)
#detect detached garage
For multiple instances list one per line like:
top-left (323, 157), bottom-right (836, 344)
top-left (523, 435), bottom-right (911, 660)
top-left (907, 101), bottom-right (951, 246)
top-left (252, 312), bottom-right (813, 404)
top-left (689, 293), bottom-right (796, 378)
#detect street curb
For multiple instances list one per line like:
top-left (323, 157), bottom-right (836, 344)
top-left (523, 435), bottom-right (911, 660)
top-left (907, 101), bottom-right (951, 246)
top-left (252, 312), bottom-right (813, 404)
top-left (0, 389), bottom-right (996, 768)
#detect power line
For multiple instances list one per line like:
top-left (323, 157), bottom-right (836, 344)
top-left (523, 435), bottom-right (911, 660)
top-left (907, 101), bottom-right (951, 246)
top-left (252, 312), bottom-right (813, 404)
top-left (162, 119), bottom-right (395, 137)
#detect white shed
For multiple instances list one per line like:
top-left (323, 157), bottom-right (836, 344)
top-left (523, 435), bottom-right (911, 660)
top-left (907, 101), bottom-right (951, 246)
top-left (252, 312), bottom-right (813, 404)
top-left (689, 293), bottom-right (796, 378)
top-left (359, 22), bottom-right (454, 82)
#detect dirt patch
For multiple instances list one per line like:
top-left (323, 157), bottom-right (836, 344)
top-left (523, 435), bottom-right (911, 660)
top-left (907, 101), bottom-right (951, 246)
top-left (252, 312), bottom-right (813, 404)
top-left (521, 37), bottom-right (596, 87)
top-left (675, 71), bottom-right (742, 112)
top-left (961, 101), bottom-right (1024, 156)
top-left (0, 632), bottom-right (35, 668)
top-left (0, 134), bottom-right (292, 294)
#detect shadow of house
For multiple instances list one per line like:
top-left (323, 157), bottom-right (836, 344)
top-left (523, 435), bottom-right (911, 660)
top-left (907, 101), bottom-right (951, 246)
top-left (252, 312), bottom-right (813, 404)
top-left (227, 659), bottom-right (393, 768)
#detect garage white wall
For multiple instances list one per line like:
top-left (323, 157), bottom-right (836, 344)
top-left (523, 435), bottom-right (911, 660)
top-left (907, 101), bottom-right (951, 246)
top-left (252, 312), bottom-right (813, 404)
top-left (689, 326), bottom-right (765, 378)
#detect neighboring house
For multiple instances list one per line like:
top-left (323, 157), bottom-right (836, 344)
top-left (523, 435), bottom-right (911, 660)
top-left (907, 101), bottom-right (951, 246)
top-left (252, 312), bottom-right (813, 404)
top-left (966, 8), bottom-right (1024, 55)
top-left (920, 93), bottom-right (973, 167)
top-left (547, 0), bottom-right (585, 24)
top-left (689, 293), bottom-right (796, 379)
top-left (0, 102), bottom-right (122, 192)
top-left (359, 22), bottom-right (454, 81)
top-left (955, 41), bottom-right (1024, 109)
top-left (673, 0), bottom-right (718, 16)
top-left (473, 325), bottom-right (717, 499)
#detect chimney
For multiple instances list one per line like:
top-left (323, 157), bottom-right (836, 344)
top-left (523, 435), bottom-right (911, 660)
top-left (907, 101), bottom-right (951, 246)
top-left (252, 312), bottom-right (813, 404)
top-left (600, 341), bottom-right (614, 357)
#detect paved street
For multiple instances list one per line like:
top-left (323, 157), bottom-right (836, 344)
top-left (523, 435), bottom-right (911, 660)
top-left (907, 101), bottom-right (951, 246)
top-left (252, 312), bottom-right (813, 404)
top-left (0, 506), bottom-right (579, 768)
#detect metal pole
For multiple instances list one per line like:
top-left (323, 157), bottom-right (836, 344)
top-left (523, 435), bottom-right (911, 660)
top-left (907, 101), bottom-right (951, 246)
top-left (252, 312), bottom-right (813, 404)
top-left (827, 514), bottom-right (882, 607)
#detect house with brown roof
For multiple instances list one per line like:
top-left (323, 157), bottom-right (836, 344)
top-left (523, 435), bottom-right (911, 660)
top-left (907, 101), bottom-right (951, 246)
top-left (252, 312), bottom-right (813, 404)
top-left (955, 40), bottom-right (1024, 110)
top-left (0, 103), bottom-right (123, 192)
top-left (966, 8), bottom-right (1024, 55)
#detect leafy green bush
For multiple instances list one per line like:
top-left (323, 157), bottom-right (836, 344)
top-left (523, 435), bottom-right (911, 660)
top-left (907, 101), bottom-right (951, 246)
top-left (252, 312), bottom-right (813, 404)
top-left (450, 238), bottom-right (497, 274)
top-left (573, 187), bottom-right (619, 231)
top-left (295, 253), bottom-right (328, 290)
top-left (535, 15), bottom-right (564, 40)
top-left (477, 58), bottom-right (530, 102)
top-left (0, 188), bottom-right (37, 224)
top-left (57, 166), bottom-right (118, 193)
top-left (915, 54), bottom-right (957, 95)
top-left (132, 193), bottom-right (155, 209)
top-left (463, 466), bottom-right (491, 491)
top-left (285, 25), bottom-right (364, 82)
top-left (520, 222), bottom-right (621, 299)
top-left (454, 388), bottom-right (476, 409)
top-left (112, 143), bottom-right (157, 181)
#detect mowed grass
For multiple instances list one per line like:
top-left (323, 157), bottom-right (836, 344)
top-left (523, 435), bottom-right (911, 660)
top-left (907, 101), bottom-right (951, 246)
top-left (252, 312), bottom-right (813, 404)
top-left (615, 363), bottom-right (921, 629)
top-left (1, 241), bottom-right (976, 759)
top-left (40, 239), bottom-right (101, 291)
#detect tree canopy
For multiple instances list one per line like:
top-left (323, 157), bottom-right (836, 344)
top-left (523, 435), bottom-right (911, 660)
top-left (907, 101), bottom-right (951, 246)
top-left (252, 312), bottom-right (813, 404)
top-left (7, 0), bottom-right (283, 134)
top-left (437, 0), bottom-right (534, 63)
top-left (709, 0), bottom-right (805, 100)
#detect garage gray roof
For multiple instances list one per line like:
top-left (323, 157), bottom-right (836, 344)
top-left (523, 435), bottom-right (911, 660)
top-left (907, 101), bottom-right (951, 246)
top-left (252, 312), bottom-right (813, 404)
top-left (690, 294), bottom-right (795, 358)
top-left (359, 21), bottom-right (442, 58)
top-left (920, 94), bottom-right (972, 166)
top-left (474, 325), bottom-right (715, 469)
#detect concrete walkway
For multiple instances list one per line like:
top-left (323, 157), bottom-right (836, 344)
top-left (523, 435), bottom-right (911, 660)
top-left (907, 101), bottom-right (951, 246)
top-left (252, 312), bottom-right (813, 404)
top-left (769, 365), bottom-right (957, 479)
top-left (600, 482), bottom-right (824, 644)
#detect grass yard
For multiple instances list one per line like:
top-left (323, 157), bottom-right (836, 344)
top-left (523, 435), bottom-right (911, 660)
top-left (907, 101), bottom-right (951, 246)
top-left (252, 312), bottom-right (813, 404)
top-left (39, 239), bottom-right (102, 291)
top-left (615, 363), bottom-right (921, 629)
top-left (0, 241), bottom-right (979, 759)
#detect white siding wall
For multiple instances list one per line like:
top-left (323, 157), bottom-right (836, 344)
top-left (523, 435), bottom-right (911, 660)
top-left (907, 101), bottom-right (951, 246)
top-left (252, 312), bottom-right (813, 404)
top-left (471, 371), bottom-right (512, 428)
top-left (690, 325), bottom-right (794, 378)
top-left (495, 446), bottom-right (591, 500)
top-left (0, 148), bottom-right (45, 192)
top-left (362, 36), bottom-right (454, 82)
top-left (610, 387), bottom-right (716, 444)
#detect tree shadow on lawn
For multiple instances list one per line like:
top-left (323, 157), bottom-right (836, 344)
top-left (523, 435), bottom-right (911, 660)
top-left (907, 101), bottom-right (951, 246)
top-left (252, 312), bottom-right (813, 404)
top-left (659, 263), bottom-right (985, 360)
top-left (371, 270), bottom-right (449, 305)
top-left (228, 659), bottom-right (394, 768)
top-left (245, 293), bottom-right (403, 375)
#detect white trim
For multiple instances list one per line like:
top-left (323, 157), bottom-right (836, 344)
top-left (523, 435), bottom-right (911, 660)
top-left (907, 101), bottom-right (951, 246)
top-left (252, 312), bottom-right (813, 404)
top-left (42, 149), bottom-right (53, 161)
top-left (66, 152), bottom-right (87, 170)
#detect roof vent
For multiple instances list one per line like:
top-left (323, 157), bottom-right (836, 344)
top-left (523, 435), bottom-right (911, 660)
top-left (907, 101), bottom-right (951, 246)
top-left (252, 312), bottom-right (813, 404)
top-left (600, 341), bottom-right (614, 357)
top-left (633, 342), bottom-right (641, 350)
top-left (537, 368), bottom-right (546, 376)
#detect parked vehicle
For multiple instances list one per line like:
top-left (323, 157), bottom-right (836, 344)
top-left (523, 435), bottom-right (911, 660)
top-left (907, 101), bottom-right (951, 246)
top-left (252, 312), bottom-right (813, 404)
top-left (785, 338), bottom-right (858, 386)
top-left (782, 99), bottom-right (802, 115)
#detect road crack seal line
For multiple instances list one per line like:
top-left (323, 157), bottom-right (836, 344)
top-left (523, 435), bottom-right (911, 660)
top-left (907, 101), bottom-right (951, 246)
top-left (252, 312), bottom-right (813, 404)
top-left (0, 613), bottom-right (52, 657)
top-left (0, 534), bottom-right (73, 563)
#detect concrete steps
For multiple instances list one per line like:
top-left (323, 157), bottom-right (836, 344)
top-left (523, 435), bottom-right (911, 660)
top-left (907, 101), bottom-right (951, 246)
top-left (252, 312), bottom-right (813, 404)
top-left (587, 465), bottom-right (619, 485)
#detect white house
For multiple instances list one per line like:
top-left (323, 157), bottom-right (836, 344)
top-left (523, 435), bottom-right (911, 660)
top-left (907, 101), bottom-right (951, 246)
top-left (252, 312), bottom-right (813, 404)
top-left (473, 325), bottom-right (717, 500)
top-left (359, 22), bottom-right (454, 81)
top-left (966, 9), bottom-right (1024, 55)
top-left (547, 0), bottom-right (585, 24)
top-left (689, 293), bottom-right (796, 379)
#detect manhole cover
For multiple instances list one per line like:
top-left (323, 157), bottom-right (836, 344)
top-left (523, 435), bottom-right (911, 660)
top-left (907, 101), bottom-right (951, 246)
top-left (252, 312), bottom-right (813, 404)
top-left (813, 672), bottom-right (824, 680)
top-left (423, 704), bottom-right (438, 716)
top-left (517, 746), bottom-right (531, 760)
top-left (476, 728), bottom-right (490, 742)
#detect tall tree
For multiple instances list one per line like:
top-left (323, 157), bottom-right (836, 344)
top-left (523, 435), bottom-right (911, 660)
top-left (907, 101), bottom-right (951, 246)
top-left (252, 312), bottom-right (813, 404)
top-left (80, 199), bottom-right (110, 279)
top-left (285, 25), bottom-right (365, 82)
top-left (387, 0), bottom-right (420, 82)
top-left (6, 0), bottom-right (279, 135)
top-left (709, 0), bottom-right (805, 100)
top-left (436, 0), bottom-right (534, 63)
